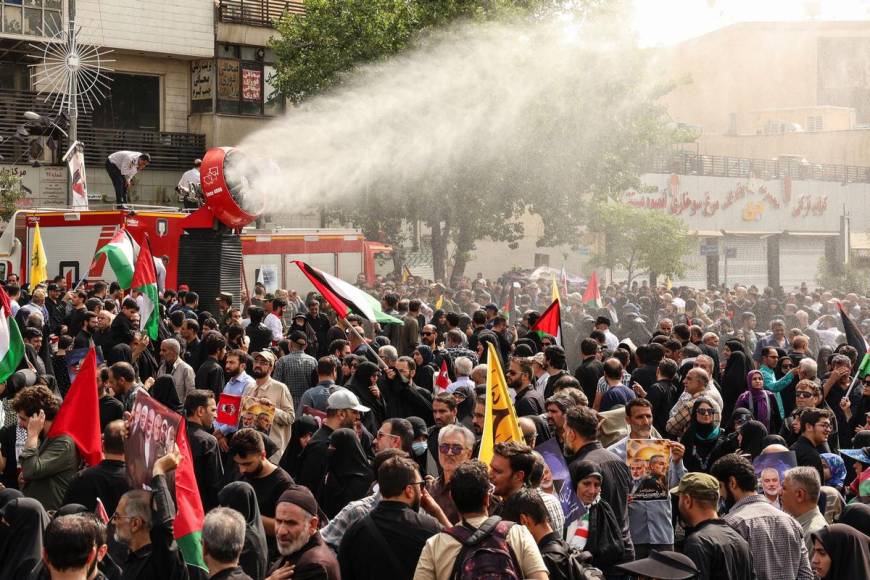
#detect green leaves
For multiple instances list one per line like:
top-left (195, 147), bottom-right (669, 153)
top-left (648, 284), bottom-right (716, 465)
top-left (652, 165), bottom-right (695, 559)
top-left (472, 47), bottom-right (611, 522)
top-left (0, 169), bottom-right (25, 223)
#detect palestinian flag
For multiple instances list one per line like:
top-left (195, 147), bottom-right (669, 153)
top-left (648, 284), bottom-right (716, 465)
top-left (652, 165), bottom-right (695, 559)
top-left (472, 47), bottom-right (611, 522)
top-left (131, 238), bottom-right (159, 340)
top-left (47, 348), bottom-right (102, 466)
top-left (292, 261), bottom-right (402, 325)
top-left (0, 285), bottom-right (23, 383)
top-left (94, 228), bottom-right (139, 289)
top-left (531, 298), bottom-right (562, 348)
top-left (582, 270), bottom-right (603, 309)
top-left (174, 420), bottom-right (207, 571)
top-left (435, 359), bottom-right (450, 391)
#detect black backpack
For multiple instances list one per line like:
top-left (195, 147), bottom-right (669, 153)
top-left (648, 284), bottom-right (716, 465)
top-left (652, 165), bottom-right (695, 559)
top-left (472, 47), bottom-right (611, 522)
top-left (539, 537), bottom-right (605, 580)
top-left (444, 516), bottom-right (522, 580)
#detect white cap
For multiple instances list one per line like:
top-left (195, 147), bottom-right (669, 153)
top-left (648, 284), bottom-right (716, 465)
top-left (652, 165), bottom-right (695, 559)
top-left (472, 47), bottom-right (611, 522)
top-left (327, 390), bottom-right (370, 413)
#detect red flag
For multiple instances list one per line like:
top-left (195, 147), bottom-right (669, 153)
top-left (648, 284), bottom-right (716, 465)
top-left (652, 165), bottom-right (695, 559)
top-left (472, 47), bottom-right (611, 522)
top-left (95, 498), bottom-right (109, 524)
top-left (47, 348), bottom-right (102, 466)
top-left (531, 299), bottom-right (563, 348)
top-left (217, 394), bottom-right (242, 426)
top-left (435, 359), bottom-right (450, 391)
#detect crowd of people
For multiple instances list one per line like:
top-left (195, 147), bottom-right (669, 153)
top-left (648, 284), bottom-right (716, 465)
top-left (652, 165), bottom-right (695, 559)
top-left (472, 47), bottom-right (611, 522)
top-left (0, 267), bottom-right (869, 580)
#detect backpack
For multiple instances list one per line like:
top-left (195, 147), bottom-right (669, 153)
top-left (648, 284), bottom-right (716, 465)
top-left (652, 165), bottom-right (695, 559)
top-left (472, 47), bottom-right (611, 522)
top-left (539, 538), bottom-right (605, 580)
top-left (444, 516), bottom-right (522, 580)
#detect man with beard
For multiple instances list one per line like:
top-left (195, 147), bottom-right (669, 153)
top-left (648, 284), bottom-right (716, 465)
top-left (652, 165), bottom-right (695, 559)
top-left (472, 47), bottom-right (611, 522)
top-left (711, 454), bottom-right (812, 580)
top-left (73, 311), bottom-right (99, 349)
top-left (297, 390), bottom-right (368, 503)
top-left (244, 350), bottom-right (295, 461)
top-left (184, 390), bottom-right (222, 512)
top-left (229, 428), bottom-right (295, 562)
top-left (213, 350), bottom-right (256, 453)
top-left (113, 450), bottom-right (186, 580)
top-left (426, 393), bottom-right (458, 474)
top-left (338, 456), bottom-right (442, 579)
top-left (268, 485), bottom-right (340, 580)
top-left (509, 357), bottom-right (546, 417)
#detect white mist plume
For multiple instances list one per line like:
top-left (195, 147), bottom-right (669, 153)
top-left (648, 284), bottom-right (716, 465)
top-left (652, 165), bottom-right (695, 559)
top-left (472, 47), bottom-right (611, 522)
top-left (231, 16), bottom-right (659, 216)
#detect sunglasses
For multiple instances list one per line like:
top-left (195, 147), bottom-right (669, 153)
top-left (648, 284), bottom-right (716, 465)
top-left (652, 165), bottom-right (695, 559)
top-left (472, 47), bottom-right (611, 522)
top-left (439, 443), bottom-right (466, 456)
top-left (796, 391), bottom-right (815, 399)
top-left (696, 408), bottom-right (715, 416)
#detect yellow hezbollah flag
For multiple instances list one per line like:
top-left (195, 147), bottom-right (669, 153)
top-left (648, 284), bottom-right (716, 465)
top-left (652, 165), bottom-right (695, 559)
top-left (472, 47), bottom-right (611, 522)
top-left (30, 223), bottom-right (48, 285)
top-left (551, 273), bottom-right (561, 304)
top-left (478, 342), bottom-right (524, 465)
top-left (434, 295), bottom-right (443, 310)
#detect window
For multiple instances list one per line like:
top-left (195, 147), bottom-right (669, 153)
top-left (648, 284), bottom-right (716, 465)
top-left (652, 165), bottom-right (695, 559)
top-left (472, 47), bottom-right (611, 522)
top-left (2, 0), bottom-right (62, 36)
top-left (205, 43), bottom-right (284, 117)
top-left (92, 73), bottom-right (160, 130)
top-left (0, 61), bottom-right (29, 90)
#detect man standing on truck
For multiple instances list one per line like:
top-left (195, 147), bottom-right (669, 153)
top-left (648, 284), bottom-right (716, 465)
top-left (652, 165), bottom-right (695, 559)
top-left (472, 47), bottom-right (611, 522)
top-left (106, 150), bottom-right (150, 206)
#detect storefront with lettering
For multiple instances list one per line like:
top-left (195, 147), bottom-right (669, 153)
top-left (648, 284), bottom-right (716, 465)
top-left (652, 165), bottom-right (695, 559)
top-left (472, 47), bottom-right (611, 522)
top-left (624, 173), bottom-right (869, 288)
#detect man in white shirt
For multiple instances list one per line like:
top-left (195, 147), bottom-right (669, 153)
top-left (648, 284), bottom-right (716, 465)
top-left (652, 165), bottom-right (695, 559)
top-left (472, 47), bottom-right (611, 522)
top-left (177, 159), bottom-right (202, 207)
top-left (106, 150), bottom-right (150, 205)
top-left (264, 297), bottom-right (286, 342)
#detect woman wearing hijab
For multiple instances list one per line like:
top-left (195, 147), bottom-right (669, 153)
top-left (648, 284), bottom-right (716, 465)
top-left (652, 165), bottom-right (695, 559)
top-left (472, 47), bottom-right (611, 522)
top-left (150, 375), bottom-right (182, 414)
top-left (735, 420), bottom-right (768, 461)
top-left (811, 523), bottom-right (870, 579)
top-left (681, 397), bottom-right (728, 473)
top-left (821, 452), bottom-right (847, 493)
top-left (838, 503), bottom-right (870, 537)
top-left (412, 346), bottom-right (436, 392)
top-left (720, 341), bottom-right (753, 424)
top-left (0, 497), bottom-right (49, 580)
top-left (278, 415), bottom-right (319, 479)
top-left (321, 428), bottom-right (373, 518)
top-left (736, 370), bottom-right (779, 432)
top-left (774, 354), bottom-right (795, 380)
top-left (345, 362), bottom-right (386, 435)
top-left (218, 481), bottom-right (268, 580)
top-left (565, 460), bottom-right (627, 572)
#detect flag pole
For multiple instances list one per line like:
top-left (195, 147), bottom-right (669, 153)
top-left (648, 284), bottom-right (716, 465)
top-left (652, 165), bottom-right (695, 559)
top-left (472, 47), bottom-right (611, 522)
top-left (342, 317), bottom-right (389, 370)
top-left (845, 373), bottom-right (861, 401)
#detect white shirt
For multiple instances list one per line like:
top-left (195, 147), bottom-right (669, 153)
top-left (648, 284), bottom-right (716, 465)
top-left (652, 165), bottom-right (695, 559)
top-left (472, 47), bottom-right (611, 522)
top-left (153, 257), bottom-right (166, 293)
top-left (264, 312), bottom-right (284, 341)
top-left (177, 167), bottom-right (200, 191)
top-left (108, 151), bottom-right (144, 180)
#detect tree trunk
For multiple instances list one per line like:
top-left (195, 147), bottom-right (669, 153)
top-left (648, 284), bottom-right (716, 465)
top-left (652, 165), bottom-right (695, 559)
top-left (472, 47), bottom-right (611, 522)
top-left (430, 219), bottom-right (447, 283)
top-left (450, 219), bottom-right (475, 284)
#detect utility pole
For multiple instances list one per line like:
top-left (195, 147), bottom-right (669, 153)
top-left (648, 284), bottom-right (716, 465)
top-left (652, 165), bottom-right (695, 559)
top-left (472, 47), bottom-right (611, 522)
top-left (67, 0), bottom-right (78, 206)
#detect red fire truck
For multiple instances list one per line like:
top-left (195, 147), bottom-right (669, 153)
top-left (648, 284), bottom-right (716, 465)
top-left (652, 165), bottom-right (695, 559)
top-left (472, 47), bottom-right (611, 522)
top-left (0, 147), bottom-right (392, 291)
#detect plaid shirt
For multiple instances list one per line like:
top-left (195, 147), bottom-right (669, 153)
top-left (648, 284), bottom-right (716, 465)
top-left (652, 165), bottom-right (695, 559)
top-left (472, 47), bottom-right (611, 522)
top-left (724, 494), bottom-right (813, 580)
top-left (666, 391), bottom-right (721, 439)
top-left (321, 491), bottom-right (379, 551)
top-left (538, 489), bottom-right (564, 539)
top-left (272, 351), bottom-right (317, 413)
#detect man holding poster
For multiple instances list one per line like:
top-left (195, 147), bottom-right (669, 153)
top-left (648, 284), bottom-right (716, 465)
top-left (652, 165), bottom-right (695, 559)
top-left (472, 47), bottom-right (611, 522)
top-left (608, 398), bottom-right (687, 558)
top-left (213, 349), bottom-right (255, 452)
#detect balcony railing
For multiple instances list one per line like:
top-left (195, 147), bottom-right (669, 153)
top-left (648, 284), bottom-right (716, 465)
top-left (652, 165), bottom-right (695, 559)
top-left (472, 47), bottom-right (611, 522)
top-left (218, 0), bottom-right (305, 28)
top-left (78, 128), bottom-right (205, 172)
top-left (649, 150), bottom-right (870, 184)
top-left (0, 90), bottom-right (205, 172)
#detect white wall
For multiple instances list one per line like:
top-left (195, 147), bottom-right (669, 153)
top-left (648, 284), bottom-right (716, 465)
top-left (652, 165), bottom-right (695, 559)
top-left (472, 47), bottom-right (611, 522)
top-left (77, 0), bottom-right (214, 58)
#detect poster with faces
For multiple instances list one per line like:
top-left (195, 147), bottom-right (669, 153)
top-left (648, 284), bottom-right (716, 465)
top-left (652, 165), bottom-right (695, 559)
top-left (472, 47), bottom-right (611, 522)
top-left (125, 392), bottom-right (181, 490)
top-left (627, 439), bottom-right (671, 501)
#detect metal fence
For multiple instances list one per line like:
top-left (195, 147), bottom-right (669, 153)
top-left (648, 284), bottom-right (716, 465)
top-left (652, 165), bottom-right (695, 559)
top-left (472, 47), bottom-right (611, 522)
top-left (0, 89), bottom-right (205, 171)
top-left (649, 150), bottom-right (870, 184)
top-left (217, 0), bottom-right (305, 28)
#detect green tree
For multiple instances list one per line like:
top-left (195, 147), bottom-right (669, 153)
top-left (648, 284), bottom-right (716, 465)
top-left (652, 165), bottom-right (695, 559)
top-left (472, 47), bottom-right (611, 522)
top-left (0, 169), bottom-right (25, 223)
top-left (588, 200), bottom-right (693, 285)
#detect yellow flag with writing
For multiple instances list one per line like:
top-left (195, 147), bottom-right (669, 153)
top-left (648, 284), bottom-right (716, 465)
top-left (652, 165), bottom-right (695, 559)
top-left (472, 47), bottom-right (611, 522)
top-left (551, 273), bottom-right (561, 304)
top-left (30, 223), bottom-right (48, 285)
top-left (478, 342), bottom-right (524, 465)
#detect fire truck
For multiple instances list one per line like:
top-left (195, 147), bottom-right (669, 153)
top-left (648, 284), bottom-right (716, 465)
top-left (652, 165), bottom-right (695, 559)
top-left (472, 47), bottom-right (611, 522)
top-left (0, 147), bottom-right (392, 301)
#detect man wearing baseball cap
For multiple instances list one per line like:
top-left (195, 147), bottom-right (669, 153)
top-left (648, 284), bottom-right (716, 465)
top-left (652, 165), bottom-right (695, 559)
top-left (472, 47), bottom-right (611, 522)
top-left (296, 390), bottom-right (369, 503)
top-left (243, 350), bottom-right (295, 462)
top-left (672, 472), bottom-right (754, 579)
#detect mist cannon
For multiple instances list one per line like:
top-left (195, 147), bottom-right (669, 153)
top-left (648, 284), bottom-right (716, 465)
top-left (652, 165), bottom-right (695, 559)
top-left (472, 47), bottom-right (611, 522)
top-left (199, 146), bottom-right (265, 229)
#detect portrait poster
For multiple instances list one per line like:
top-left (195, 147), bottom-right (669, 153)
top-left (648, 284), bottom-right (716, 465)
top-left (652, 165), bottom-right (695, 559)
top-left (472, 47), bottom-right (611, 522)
top-left (627, 439), bottom-right (671, 501)
top-left (125, 392), bottom-right (181, 490)
top-left (535, 437), bottom-right (584, 525)
top-left (240, 396), bottom-right (276, 434)
top-left (753, 451), bottom-right (796, 498)
top-left (217, 393), bottom-right (242, 427)
top-left (66, 347), bottom-right (104, 382)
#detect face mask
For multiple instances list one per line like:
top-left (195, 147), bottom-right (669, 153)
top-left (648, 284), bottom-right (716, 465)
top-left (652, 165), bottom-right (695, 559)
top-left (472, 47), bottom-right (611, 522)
top-left (412, 441), bottom-right (427, 456)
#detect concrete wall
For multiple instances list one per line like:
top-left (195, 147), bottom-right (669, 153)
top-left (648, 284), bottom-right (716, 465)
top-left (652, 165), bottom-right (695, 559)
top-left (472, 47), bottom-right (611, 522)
top-left (77, 0), bottom-right (214, 58)
top-left (189, 113), bottom-right (275, 149)
top-left (653, 21), bottom-right (870, 135)
top-left (106, 53), bottom-right (192, 133)
top-left (744, 106), bottom-right (855, 134)
top-left (697, 130), bottom-right (870, 166)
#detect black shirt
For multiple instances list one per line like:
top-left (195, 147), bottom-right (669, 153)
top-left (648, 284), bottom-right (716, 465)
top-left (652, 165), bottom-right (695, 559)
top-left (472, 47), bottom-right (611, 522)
top-left (683, 518), bottom-right (754, 580)
top-left (514, 386), bottom-right (546, 417)
top-left (574, 358), bottom-right (604, 403)
top-left (246, 324), bottom-right (273, 354)
top-left (187, 421), bottom-right (223, 511)
top-left (337, 501), bottom-right (441, 580)
top-left (297, 425), bottom-right (334, 503)
top-left (791, 435), bottom-right (825, 481)
top-left (99, 395), bottom-right (125, 432)
top-left (195, 357), bottom-right (225, 398)
top-left (62, 459), bottom-right (131, 516)
top-left (244, 466), bottom-right (294, 561)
